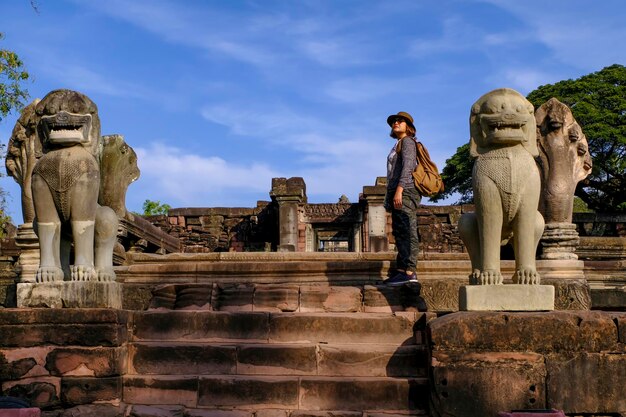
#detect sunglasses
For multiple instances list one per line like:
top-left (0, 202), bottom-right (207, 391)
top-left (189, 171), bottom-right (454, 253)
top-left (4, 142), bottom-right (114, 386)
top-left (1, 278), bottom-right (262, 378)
top-left (392, 118), bottom-right (406, 125)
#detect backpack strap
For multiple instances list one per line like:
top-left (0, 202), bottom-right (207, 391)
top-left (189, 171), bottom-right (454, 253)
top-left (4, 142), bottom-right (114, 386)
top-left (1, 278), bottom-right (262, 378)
top-left (395, 136), bottom-right (418, 154)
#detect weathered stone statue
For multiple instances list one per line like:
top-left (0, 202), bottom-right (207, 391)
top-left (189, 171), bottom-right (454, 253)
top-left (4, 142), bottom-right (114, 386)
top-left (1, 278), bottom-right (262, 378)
top-left (6, 100), bottom-right (45, 283)
top-left (31, 89), bottom-right (118, 282)
top-left (6, 99), bottom-right (42, 224)
top-left (535, 98), bottom-right (593, 260)
top-left (99, 134), bottom-right (140, 218)
top-left (536, 98), bottom-right (593, 223)
top-left (459, 88), bottom-right (545, 285)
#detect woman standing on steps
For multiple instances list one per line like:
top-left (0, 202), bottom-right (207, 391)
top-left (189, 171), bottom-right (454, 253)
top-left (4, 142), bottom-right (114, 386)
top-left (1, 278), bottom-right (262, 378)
top-left (384, 111), bottom-right (421, 286)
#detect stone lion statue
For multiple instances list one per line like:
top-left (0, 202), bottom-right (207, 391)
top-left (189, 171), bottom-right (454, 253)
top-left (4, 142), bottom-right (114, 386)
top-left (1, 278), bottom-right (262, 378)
top-left (31, 89), bottom-right (118, 282)
top-left (459, 88), bottom-right (545, 285)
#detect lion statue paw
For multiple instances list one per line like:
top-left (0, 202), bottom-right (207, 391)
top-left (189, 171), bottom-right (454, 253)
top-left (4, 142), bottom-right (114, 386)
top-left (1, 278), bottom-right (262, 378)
top-left (71, 265), bottom-right (97, 282)
top-left (479, 270), bottom-right (503, 285)
top-left (514, 267), bottom-right (540, 285)
top-left (36, 267), bottom-right (65, 283)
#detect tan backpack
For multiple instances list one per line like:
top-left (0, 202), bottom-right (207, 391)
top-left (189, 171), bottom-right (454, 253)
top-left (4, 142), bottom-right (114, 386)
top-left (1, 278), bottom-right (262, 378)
top-left (396, 138), bottom-right (445, 197)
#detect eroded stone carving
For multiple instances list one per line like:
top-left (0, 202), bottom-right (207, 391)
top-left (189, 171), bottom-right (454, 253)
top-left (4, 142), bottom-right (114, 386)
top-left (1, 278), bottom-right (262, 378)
top-left (459, 88), bottom-right (544, 285)
top-left (536, 98), bottom-right (592, 223)
top-left (535, 98), bottom-right (592, 260)
top-left (31, 89), bottom-right (118, 282)
top-left (6, 99), bottom-right (42, 223)
top-left (99, 134), bottom-right (140, 218)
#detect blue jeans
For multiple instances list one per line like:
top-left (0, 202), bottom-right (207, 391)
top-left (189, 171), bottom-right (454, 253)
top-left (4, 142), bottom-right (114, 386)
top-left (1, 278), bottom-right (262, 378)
top-left (386, 187), bottom-right (421, 272)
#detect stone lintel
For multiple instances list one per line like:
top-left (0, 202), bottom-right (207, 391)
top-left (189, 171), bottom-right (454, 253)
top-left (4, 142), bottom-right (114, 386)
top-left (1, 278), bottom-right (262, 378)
top-left (459, 284), bottom-right (555, 311)
top-left (361, 185), bottom-right (387, 198)
top-left (274, 195), bottom-right (304, 204)
top-left (17, 282), bottom-right (122, 309)
top-left (270, 177), bottom-right (307, 202)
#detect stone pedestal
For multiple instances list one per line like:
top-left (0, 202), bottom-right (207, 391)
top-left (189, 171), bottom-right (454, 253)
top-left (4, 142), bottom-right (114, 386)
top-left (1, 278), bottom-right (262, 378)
top-left (459, 284), bottom-right (555, 311)
top-left (14, 223), bottom-right (40, 283)
top-left (17, 281), bottom-right (122, 308)
top-left (540, 222), bottom-right (580, 260)
top-left (362, 179), bottom-right (389, 252)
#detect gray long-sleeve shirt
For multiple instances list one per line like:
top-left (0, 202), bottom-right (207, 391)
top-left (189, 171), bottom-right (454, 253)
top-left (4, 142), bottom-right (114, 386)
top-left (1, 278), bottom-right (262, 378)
top-left (387, 136), bottom-right (418, 191)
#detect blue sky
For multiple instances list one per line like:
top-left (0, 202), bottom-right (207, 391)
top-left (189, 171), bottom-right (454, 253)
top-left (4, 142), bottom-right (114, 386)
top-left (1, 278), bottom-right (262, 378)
top-left (1, 0), bottom-right (624, 224)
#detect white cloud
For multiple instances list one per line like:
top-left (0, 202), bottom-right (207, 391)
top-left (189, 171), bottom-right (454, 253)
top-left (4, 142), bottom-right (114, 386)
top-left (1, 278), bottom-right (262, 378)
top-left (72, 0), bottom-right (391, 72)
top-left (200, 104), bottom-right (315, 137)
top-left (410, 16), bottom-right (484, 56)
top-left (41, 63), bottom-right (148, 99)
top-left (499, 69), bottom-right (553, 94)
top-left (200, 100), bottom-right (389, 160)
top-left (480, 0), bottom-right (626, 70)
top-left (199, 99), bottom-right (392, 204)
top-left (134, 143), bottom-right (281, 205)
top-left (324, 77), bottom-right (398, 103)
top-left (130, 136), bottom-right (387, 208)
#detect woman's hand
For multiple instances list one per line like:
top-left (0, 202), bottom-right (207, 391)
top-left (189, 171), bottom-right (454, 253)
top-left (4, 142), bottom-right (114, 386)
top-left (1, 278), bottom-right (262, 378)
top-left (393, 186), bottom-right (403, 209)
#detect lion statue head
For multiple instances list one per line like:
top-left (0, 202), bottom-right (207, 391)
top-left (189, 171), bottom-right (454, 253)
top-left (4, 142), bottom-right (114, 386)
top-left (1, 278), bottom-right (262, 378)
top-left (469, 88), bottom-right (537, 158)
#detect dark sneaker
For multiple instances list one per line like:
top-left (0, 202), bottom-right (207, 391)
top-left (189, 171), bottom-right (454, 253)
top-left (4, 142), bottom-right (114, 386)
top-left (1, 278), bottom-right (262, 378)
top-left (385, 271), bottom-right (419, 287)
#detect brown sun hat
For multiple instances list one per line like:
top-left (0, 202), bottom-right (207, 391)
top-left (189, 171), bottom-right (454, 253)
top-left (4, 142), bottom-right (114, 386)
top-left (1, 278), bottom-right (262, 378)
top-left (387, 111), bottom-right (415, 129)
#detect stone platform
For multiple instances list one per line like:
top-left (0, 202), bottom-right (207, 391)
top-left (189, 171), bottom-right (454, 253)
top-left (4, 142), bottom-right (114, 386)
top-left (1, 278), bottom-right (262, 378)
top-left (115, 252), bottom-right (590, 312)
top-left (0, 250), bottom-right (623, 417)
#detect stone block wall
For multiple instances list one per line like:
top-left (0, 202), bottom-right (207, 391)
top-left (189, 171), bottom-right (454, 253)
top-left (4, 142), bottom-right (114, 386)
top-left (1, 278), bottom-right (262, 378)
top-left (0, 309), bottom-right (128, 414)
top-left (146, 202), bottom-right (278, 253)
top-left (413, 205), bottom-right (470, 253)
top-left (0, 308), bottom-right (431, 416)
top-left (143, 203), bottom-right (626, 255)
top-left (428, 311), bottom-right (626, 417)
top-left (145, 202), bottom-right (471, 254)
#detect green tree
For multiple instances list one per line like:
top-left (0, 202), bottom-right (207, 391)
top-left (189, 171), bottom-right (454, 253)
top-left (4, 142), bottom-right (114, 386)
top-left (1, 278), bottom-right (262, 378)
top-left (0, 33), bottom-right (30, 234)
top-left (436, 143), bottom-right (474, 204)
top-left (142, 199), bottom-right (171, 216)
top-left (0, 33), bottom-right (30, 121)
top-left (433, 64), bottom-right (626, 212)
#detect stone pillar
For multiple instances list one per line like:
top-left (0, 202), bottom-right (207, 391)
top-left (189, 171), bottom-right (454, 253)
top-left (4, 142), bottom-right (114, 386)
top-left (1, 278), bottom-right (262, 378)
top-left (14, 223), bottom-right (40, 283)
top-left (540, 222), bottom-right (580, 260)
top-left (362, 178), bottom-right (388, 252)
top-left (270, 177), bottom-right (306, 252)
top-left (305, 223), bottom-right (314, 252)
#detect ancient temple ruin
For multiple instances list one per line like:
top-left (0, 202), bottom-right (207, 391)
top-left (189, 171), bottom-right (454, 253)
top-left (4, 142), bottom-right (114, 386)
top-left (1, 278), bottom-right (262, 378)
top-left (0, 89), bottom-right (625, 417)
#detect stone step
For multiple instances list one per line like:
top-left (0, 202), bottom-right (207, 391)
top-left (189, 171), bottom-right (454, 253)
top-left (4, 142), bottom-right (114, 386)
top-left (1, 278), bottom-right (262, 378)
top-left (127, 405), bottom-right (428, 417)
top-left (123, 375), bottom-right (429, 412)
top-left (131, 311), bottom-right (431, 345)
top-left (121, 257), bottom-right (589, 312)
top-left (128, 342), bottom-right (428, 378)
top-left (146, 283), bottom-right (429, 313)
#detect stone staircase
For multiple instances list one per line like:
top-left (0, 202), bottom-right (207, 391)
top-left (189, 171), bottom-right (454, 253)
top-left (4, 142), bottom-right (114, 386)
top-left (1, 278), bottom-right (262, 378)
top-left (123, 310), bottom-right (433, 416)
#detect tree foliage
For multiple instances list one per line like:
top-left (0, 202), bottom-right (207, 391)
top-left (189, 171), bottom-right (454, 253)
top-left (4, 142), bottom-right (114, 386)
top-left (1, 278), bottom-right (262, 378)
top-left (436, 143), bottom-right (474, 204)
top-left (433, 64), bottom-right (626, 212)
top-left (142, 199), bottom-right (171, 216)
top-left (0, 33), bottom-right (29, 232)
top-left (0, 33), bottom-right (29, 121)
top-left (527, 64), bottom-right (626, 212)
